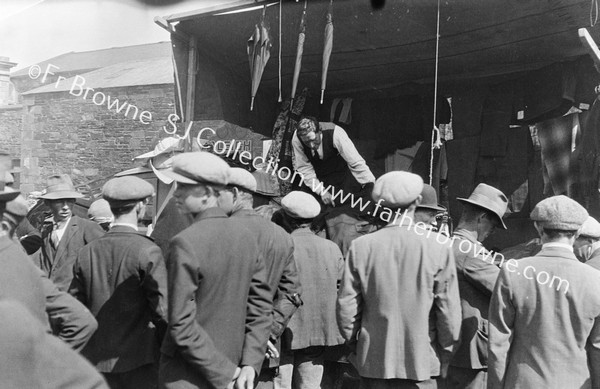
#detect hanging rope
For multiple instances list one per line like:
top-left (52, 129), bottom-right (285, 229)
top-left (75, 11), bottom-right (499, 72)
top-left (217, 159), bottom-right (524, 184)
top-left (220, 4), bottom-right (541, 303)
top-left (429, 0), bottom-right (442, 186)
top-left (592, 0), bottom-right (599, 27)
top-left (278, 0), bottom-right (283, 102)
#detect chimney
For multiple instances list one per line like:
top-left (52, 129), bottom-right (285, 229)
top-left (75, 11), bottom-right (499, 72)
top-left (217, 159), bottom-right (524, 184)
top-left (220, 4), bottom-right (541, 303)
top-left (0, 57), bottom-right (18, 105)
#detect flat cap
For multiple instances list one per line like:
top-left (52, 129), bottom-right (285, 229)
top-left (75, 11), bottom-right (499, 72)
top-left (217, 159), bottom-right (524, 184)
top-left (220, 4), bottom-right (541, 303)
top-left (162, 151), bottom-right (230, 185)
top-left (102, 176), bottom-right (154, 202)
top-left (3, 191), bottom-right (29, 225)
top-left (579, 216), bottom-right (600, 239)
top-left (229, 168), bottom-right (257, 193)
top-left (530, 195), bottom-right (588, 231)
top-left (372, 171), bottom-right (424, 208)
top-left (87, 199), bottom-right (114, 223)
top-left (281, 191), bottom-right (321, 219)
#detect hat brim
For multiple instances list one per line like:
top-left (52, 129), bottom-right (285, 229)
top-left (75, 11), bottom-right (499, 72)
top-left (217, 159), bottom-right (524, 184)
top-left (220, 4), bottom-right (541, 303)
top-left (457, 198), bottom-right (508, 229)
top-left (417, 204), bottom-right (446, 212)
top-left (39, 191), bottom-right (85, 200)
top-left (160, 168), bottom-right (200, 184)
top-left (0, 191), bottom-right (20, 202)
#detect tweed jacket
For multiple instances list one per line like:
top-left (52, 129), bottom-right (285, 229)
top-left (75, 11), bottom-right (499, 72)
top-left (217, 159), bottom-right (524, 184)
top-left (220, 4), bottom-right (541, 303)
top-left (488, 246), bottom-right (600, 389)
top-left (70, 225), bottom-right (168, 373)
top-left (337, 223), bottom-right (461, 380)
top-left (160, 208), bottom-right (273, 389)
top-left (36, 215), bottom-right (105, 291)
top-left (450, 228), bottom-right (500, 369)
top-left (285, 227), bottom-right (344, 350)
top-left (0, 235), bottom-right (47, 326)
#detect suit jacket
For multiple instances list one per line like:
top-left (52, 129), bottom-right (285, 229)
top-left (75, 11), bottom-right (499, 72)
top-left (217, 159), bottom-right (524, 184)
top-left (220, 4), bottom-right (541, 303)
top-left (337, 223), bottom-right (461, 380)
top-left (231, 209), bottom-right (301, 338)
top-left (488, 246), bottom-right (600, 389)
top-left (286, 227), bottom-right (344, 350)
top-left (0, 235), bottom-right (48, 326)
top-left (0, 299), bottom-right (109, 389)
top-left (70, 225), bottom-right (168, 373)
top-left (36, 215), bottom-right (104, 291)
top-left (450, 228), bottom-right (500, 369)
top-left (160, 208), bottom-right (273, 389)
top-left (40, 268), bottom-right (98, 352)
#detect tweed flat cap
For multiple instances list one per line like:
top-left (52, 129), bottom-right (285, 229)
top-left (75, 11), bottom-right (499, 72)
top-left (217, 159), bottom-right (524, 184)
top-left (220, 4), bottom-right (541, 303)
top-left (281, 191), bottom-right (321, 219)
top-left (372, 171), bottom-right (424, 208)
top-left (417, 184), bottom-right (446, 212)
top-left (39, 174), bottom-right (84, 200)
top-left (103, 176), bottom-right (154, 203)
top-left (229, 168), bottom-right (257, 193)
top-left (3, 191), bottom-right (28, 226)
top-left (162, 152), bottom-right (230, 185)
top-left (458, 183), bottom-right (508, 229)
top-left (87, 199), bottom-right (114, 223)
top-left (580, 216), bottom-right (600, 239)
top-left (530, 195), bottom-right (588, 230)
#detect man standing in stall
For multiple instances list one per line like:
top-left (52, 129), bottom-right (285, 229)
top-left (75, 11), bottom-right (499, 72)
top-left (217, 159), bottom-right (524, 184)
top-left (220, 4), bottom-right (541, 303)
top-left (292, 115), bottom-right (375, 206)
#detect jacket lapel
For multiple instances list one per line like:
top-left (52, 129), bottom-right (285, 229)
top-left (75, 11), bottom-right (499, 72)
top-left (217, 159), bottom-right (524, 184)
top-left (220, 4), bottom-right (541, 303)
top-left (54, 217), bottom-right (79, 264)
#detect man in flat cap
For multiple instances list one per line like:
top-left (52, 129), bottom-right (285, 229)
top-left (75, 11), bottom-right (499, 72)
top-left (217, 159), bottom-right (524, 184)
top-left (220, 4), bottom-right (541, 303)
top-left (446, 183), bottom-right (508, 389)
top-left (292, 115), bottom-right (375, 206)
top-left (573, 216), bottom-right (600, 265)
top-left (219, 168), bottom-right (302, 389)
top-left (488, 195), bottom-right (600, 388)
top-left (35, 174), bottom-right (104, 291)
top-left (275, 191), bottom-right (344, 389)
top-left (70, 176), bottom-right (167, 389)
top-left (337, 171), bottom-right (461, 389)
top-left (87, 198), bottom-right (114, 232)
top-left (159, 152), bottom-right (272, 389)
top-left (3, 191), bottom-right (98, 352)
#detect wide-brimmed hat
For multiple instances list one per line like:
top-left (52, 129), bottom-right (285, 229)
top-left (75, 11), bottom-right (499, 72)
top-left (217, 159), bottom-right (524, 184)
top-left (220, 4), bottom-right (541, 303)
top-left (39, 174), bottom-right (84, 200)
top-left (457, 183), bottom-right (508, 229)
top-left (416, 184), bottom-right (446, 212)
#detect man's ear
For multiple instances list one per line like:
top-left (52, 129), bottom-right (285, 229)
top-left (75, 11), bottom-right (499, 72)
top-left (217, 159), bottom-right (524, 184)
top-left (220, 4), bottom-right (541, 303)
top-left (533, 221), bottom-right (544, 238)
top-left (413, 194), bottom-right (423, 207)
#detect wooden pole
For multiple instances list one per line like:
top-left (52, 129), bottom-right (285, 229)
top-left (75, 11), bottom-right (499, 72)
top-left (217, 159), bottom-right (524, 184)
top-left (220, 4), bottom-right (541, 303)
top-left (184, 37), bottom-right (198, 151)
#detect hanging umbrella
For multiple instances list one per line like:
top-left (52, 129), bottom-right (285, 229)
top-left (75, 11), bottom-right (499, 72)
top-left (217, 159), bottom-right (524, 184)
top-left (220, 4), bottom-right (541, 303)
top-left (248, 5), bottom-right (271, 111)
top-left (320, 0), bottom-right (333, 104)
top-left (290, 0), bottom-right (307, 106)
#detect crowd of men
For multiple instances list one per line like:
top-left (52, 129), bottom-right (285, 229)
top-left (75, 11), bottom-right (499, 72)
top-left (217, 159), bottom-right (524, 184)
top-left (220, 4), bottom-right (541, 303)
top-left (2, 116), bottom-right (600, 389)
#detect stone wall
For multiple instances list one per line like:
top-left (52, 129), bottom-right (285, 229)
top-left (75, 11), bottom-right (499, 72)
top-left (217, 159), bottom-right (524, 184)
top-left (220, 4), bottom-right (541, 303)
top-left (19, 84), bottom-right (175, 193)
top-left (0, 105), bottom-right (24, 186)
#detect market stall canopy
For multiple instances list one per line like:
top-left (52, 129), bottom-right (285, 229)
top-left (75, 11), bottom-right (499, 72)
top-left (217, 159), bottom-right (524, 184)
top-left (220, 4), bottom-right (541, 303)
top-left (161, 0), bottom-right (600, 96)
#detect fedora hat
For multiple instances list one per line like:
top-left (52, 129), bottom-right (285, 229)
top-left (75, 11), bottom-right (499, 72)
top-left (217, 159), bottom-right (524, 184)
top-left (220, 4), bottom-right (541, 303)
top-left (39, 174), bottom-right (84, 200)
top-left (457, 183), bottom-right (508, 229)
top-left (416, 184), bottom-right (445, 212)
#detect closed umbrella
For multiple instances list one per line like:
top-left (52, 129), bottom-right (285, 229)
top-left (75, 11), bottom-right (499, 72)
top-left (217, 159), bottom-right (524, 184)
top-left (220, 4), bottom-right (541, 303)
top-left (290, 0), bottom-right (307, 106)
top-left (248, 5), bottom-right (271, 111)
top-left (321, 0), bottom-right (333, 104)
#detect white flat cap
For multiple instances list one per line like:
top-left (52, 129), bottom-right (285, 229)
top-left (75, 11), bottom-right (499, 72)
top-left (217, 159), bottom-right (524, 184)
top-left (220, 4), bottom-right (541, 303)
top-left (372, 171), bottom-right (424, 208)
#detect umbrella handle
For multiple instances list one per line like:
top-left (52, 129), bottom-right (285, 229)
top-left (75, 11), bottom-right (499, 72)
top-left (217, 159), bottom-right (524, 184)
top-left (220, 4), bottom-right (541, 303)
top-left (250, 97), bottom-right (255, 111)
top-left (320, 90), bottom-right (325, 104)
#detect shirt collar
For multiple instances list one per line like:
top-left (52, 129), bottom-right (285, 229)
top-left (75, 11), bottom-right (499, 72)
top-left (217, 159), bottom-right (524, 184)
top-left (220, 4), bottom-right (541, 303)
top-left (111, 222), bottom-right (138, 231)
top-left (53, 216), bottom-right (71, 228)
top-left (453, 228), bottom-right (480, 244)
top-left (542, 242), bottom-right (574, 252)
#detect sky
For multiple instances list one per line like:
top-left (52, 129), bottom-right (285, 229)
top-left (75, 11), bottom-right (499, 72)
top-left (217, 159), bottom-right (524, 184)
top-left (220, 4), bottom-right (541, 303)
top-left (0, 0), bottom-right (238, 72)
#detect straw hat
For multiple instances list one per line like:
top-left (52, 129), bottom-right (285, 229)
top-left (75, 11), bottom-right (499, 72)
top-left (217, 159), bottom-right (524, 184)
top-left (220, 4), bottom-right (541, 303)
top-left (457, 183), bottom-right (508, 229)
top-left (39, 174), bottom-right (84, 200)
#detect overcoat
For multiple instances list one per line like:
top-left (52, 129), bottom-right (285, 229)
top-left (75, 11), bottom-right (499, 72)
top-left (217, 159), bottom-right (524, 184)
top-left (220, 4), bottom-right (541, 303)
top-left (70, 225), bottom-right (168, 373)
top-left (488, 246), bottom-right (600, 389)
top-left (36, 215), bottom-right (104, 291)
top-left (337, 223), bottom-right (461, 380)
top-left (159, 208), bottom-right (272, 389)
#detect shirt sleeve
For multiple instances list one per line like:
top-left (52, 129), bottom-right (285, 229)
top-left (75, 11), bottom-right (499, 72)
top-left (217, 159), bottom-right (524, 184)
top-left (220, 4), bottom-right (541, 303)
top-left (332, 126), bottom-right (375, 185)
top-left (292, 131), bottom-right (324, 195)
top-left (336, 241), bottom-right (363, 342)
top-left (487, 267), bottom-right (515, 389)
